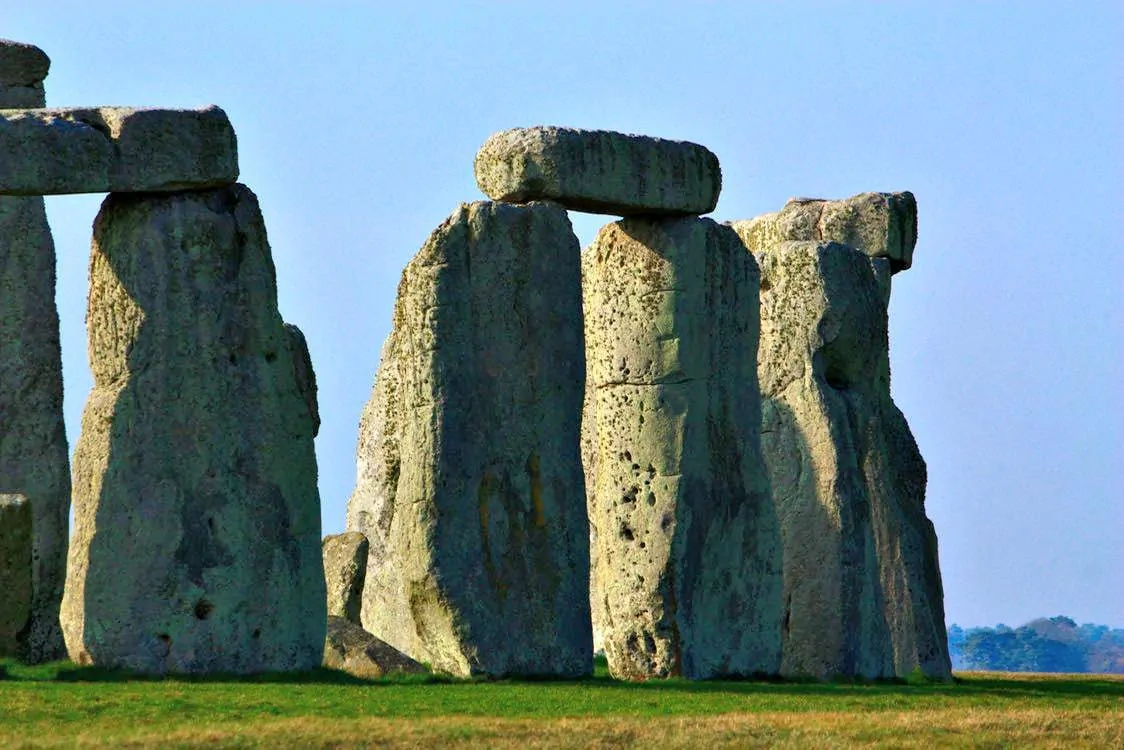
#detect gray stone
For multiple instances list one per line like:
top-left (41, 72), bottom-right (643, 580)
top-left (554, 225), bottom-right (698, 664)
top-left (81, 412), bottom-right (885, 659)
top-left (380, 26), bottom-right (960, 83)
top-left (285, 323), bottom-right (319, 437)
top-left (346, 200), bottom-right (592, 678)
top-left (474, 127), bottom-right (721, 216)
top-left (583, 216), bottom-right (782, 680)
top-left (323, 616), bottom-right (428, 679)
top-left (0, 40), bottom-right (49, 87)
top-left (61, 184), bottom-right (326, 675)
top-left (0, 106), bottom-right (238, 196)
top-left (730, 192), bottom-right (917, 272)
top-left (0, 83), bottom-right (46, 108)
top-left (0, 108), bottom-right (70, 661)
top-left (0, 494), bottom-right (32, 657)
top-left (323, 532), bottom-right (368, 624)
top-left (752, 239), bottom-right (950, 680)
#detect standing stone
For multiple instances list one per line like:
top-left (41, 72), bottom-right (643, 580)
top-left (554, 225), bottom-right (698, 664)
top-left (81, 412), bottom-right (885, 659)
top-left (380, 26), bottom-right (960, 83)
top-left (61, 184), bottom-right (326, 674)
top-left (744, 237), bottom-right (950, 680)
top-left (0, 39), bottom-right (49, 109)
top-left (323, 616), bottom-right (427, 679)
top-left (583, 216), bottom-right (782, 680)
top-left (474, 127), bottom-right (721, 216)
top-left (323, 532), bottom-right (368, 625)
top-left (346, 200), bottom-right (591, 678)
top-left (0, 40), bottom-right (70, 664)
top-left (730, 192), bottom-right (917, 272)
top-left (0, 494), bottom-right (32, 657)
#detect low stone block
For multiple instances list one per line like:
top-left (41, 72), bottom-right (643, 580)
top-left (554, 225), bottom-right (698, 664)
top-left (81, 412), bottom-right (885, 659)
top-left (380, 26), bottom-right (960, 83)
top-left (730, 191), bottom-right (917, 272)
top-left (323, 532), bottom-right (368, 624)
top-left (323, 616), bottom-right (427, 679)
top-left (0, 494), bottom-right (33, 657)
top-left (474, 127), bottom-right (721, 216)
top-left (0, 40), bottom-right (49, 87)
top-left (0, 106), bottom-right (238, 196)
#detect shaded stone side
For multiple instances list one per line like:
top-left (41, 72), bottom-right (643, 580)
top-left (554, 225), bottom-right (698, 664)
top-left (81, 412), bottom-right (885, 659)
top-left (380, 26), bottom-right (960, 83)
top-left (323, 532), bottom-right (368, 625)
top-left (753, 239), bottom-right (950, 680)
top-left (730, 192), bottom-right (917, 272)
top-left (0, 494), bottom-right (32, 657)
top-left (0, 88), bottom-right (71, 660)
top-left (61, 184), bottom-right (325, 675)
top-left (323, 616), bottom-right (428, 679)
top-left (475, 127), bottom-right (721, 216)
top-left (346, 200), bottom-right (592, 678)
top-left (583, 217), bottom-right (782, 680)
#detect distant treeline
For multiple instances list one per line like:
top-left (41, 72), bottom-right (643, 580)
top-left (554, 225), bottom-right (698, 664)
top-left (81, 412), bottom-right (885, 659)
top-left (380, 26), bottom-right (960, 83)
top-left (948, 616), bottom-right (1124, 673)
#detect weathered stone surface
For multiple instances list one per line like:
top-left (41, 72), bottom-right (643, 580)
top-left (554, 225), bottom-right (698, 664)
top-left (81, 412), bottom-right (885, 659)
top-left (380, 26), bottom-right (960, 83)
top-left (323, 616), bottom-right (427, 679)
top-left (753, 239), bottom-right (950, 680)
top-left (61, 184), bottom-right (325, 675)
top-left (730, 192), bottom-right (917, 272)
top-left (0, 494), bottom-right (32, 657)
top-left (0, 106), bottom-right (238, 196)
top-left (0, 83), bottom-right (45, 108)
top-left (474, 127), bottom-right (721, 216)
top-left (0, 149), bottom-right (69, 662)
top-left (346, 200), bottom-right (592, 678)
top-left (0, 40), bottom-right (49, 87)
top-left (583, 216), bottom-right (782, 680)
top-left (285, 323), bottom-right (320, 437)
top-left (323, 532), bottom-right (368, 625)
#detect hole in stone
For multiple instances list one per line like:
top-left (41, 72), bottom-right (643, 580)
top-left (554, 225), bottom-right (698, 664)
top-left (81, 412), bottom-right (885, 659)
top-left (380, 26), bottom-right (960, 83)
top-left (661, 513), bottom-right (673, 531)
top-left (251, 628), bottom-right (261, 639)
top-left (206, 517), bottom-right (216, 532)
top-left (623, 451), bottom-right (632, 462)
top-left (620, 524), bottom-right (635, 542)
top-left (156, 633), bottom-right (171, 645)
top-left (194, 599), bottom-right (215, 620)
top-left (228, 353), bottom-right (237, 365)
top-left (265, 351), bottom-right (277, 363)
top-left (646, 492), bottom-right (656, 506)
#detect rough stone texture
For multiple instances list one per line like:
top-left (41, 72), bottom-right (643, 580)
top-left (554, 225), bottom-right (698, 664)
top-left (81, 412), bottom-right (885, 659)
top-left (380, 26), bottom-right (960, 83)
top-left (1, 53), bottom-right (70, 663)
top-left (583, 217), bottom-right (782, 680)
top-left (0, 40), bottom-right (49, 87)
top-left (474, 127), bottom-right (721, 216)
top-left (0, 83), bottom-right (46, 108)
top-left (730, 192), bottom-right (917, 272)
top-left (323, 616), bottom-right (428, 679)
top-left (285, 323), bottom-right (320, 436)
top-left (0, 106), bottom-right (238, 196)
top-left (752, 239), bottom-right (950, 680)
top-left (346, 200), bottom-right (592, 678)
top-left (61, 184), bottom-right (325, 675)
top-left (323, 532), bottom-right (368, 625)
top-left (0, 494), bottom-right (33, 657)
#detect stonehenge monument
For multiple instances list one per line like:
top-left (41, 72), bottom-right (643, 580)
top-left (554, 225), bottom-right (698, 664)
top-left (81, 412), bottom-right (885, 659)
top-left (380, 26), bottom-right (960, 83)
top-left (0, 38), bottom-right (70, 664)
top-left (1, 34), bottom-right (950, 683)
top-left (347, 200), bottom-right (592, 678)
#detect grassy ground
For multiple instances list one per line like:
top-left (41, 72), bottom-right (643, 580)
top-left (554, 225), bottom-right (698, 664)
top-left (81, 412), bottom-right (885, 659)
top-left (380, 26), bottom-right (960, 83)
top-left (1, 659), bottom-right (1120, 748)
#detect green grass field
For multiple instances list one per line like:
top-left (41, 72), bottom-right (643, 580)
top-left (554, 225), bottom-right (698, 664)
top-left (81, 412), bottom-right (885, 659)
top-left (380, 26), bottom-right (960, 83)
top-left (2, 658), bottom-right (1121, 748)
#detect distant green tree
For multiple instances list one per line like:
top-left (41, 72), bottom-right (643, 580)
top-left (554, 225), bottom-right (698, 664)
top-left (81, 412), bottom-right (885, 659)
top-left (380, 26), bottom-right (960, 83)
top-left (951, 616), bottom-right (1122, 674)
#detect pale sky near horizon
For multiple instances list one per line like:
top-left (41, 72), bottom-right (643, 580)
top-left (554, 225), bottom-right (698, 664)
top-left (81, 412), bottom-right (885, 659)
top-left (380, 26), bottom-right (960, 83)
top-left (5, 1), bottom-right (1121, 629)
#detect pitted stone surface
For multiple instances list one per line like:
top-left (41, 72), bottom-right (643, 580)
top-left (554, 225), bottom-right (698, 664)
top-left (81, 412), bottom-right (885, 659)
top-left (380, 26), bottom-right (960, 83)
top-left (61, 184), bottom-right (325, 675)
top-left (0, 494), bottom-right (33, 657)
top-left (730, 192), bottom-right (917, 272)
top-left (323, 616), bottom-right (427, 679)
top-left (474, 127), bottom-right (721, 216)
top-left (0, 106), bottom-right (238, 196)
top-left (0, 40), bottom-right (49, 87)
top-left (346, 200), bottom-right (592, 678)
top-left (754, 239), bottom-right (950, 680)
top-left (0, 82), bottom-right (70, 662)
top-left (583, 216), bottom-right (782, 680)
top-left (323, 532), bottom-right (368, 624)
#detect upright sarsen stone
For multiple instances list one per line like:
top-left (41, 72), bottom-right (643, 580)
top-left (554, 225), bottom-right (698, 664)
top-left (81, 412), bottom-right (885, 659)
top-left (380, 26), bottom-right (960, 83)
top-left (746, 238), bottom-right (950, 680)
top-left (0, 40), bottom-right (70, 664)
top-left (61, 184), bottom-right (326, 674)
top-left (346, 200), bottom-right (591, 678)
top-left (583, 217), bottom-right (782, 680)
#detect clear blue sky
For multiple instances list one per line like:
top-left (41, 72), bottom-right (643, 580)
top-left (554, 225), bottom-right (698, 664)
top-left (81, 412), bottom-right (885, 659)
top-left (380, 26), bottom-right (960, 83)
top-left (6, 1), bottom-right (1121, 628)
